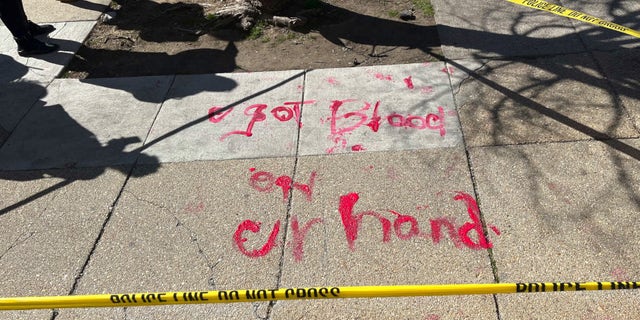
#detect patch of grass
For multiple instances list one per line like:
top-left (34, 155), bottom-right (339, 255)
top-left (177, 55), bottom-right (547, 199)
top-left (388, 10), bottom-right (399, 18)
top-left (248, 21), bottom-right (267, 40)
top-left (412, 0), bottom-right (434, 16)
top-left (274, 32), bottom-right (297, 44)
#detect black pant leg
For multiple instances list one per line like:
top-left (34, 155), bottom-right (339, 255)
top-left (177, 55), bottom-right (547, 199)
top-left (0, 0), bottom-right (30, 38)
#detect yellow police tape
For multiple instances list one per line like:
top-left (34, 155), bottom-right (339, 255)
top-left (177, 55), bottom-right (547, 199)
top-left (1, 282), bottom-right (639, 310)
top-left (507, 0), bottom-right (640, 38)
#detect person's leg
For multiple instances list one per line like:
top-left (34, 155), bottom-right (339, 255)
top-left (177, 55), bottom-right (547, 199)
top-left (0, 0), bottom-right (58, 56)
top-left (0, 0), bottom-right (30, 38)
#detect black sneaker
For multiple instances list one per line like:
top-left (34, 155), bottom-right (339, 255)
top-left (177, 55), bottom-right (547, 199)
top-left (28, 20), bottom-right (56, 36)
top-left (16, 36), bottom-right (59, 56)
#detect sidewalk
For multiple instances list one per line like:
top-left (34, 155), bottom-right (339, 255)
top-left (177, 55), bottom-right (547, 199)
top-left (1, 0), bottom-right (639, 319)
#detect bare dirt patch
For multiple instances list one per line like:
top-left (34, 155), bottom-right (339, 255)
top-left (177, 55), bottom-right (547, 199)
top-left (63, 0), bottom-right (442, 78)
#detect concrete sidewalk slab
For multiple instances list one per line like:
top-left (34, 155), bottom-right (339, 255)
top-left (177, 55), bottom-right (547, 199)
top-left (57, 159), bottom-right (294, 319)
top-left (0, 76), bottom-right (172, 171)
top-left (23, 0), bottom-right (110, 23)
top-left (299, 63), bottom-right (461, 156)
top-left (453, 53), bottom-right (639, 147)
top-left (1, 22), bottom-right (95, 132)
top-left (0, 54), bottom-right (48, 133)
top-left (142, 71), bottom-right (304, 163)
top-left (1, 22), bottom-right (96, 84)
top-left (432, 0), bottom-right (585, 59)
top-left (0, 167), bottom-right (129, 320)
top-left (565, 0), bottom-right (640, 51)
top-left (272, 149), bottom-right (498, 319)
top-left (593, 49), bottom-right (640, 131)
top-left (469, 140), bottom-right (640, 318)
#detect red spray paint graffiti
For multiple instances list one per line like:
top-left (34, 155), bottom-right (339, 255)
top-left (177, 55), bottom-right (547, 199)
top-left (208, 99), bottom-right (451, 154)
top-left (403, 76), bottom-right (415, 89)
top-left (233, 190), bottom-right (500, 262)
top-left (249, 169), bottom-right (317, 202)
top-left (326, 99), bottom-right (448, 153)
top-left (208, 100), bottom-right (316, 141)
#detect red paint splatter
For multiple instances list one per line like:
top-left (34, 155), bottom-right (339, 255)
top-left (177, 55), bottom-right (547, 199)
top-left (420, 86), bottom-right (434, 94)
top-left (430, 218), bottom-right (463, 248)
top-left (184, 201), bottom-right (205, 213)
top-left (389, 210), bottom-right (422, 240)
top-left (403, 76), bottom-right (415, 89)
top-left (210, 100), bottom-right (316, 139)
top-left (290, 215), bottom-right (324, 261)
top-left (374, 73), bottom-right (393, 81)
top-left (220, 104), bottom-right (267, 141)
top-left (454, 192), bottom-right (493, 249)
top-left (208, 106), bottom-right (233, 123)
top-left (326, 77), bottom-right (339, 85)
top-left (292, 172), bottom-right (317, 202)
top-left (365, 101), bottom-right (381, 132)
top-left (351, 145), bottom-right (366, 152)
top-left (233, 191), bottom-right (501, 261)
top-left (249, 171), bottom-right (275, 193)
top-left (386, 167), bottom-right (399, 180)
top-left (338, 193), bottom-right (392, 251)
top-left (249, 170), bottom-right (316, 202)
top-left (275, 176), bottom-right (293, 202)
top-left (328, 100), bottom-right (381, 153)
top-left (611, 268), bottom-right (630, 282)
top-left (384, 107), bottom-right (447, 136)
top-left (249, 167), bottom-right (256, 172)
top-left (233, 220), bottom-right (280, 258)
top-left (441, 66), bottom-right (455, 74)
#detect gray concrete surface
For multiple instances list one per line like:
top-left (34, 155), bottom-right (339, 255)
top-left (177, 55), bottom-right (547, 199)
top-left (469, 140), bottom-right (640, 318)
top-left (299, 63), bottom-right (462, 155)
top-left (1, 0), bottom-right (640, 319)
top-left (453, 53), bottom-right (639, 147)
top-left (143, 71), bottom-right (304, 163)
top-left (57, 159), bottom-right (293, 319)
top-left (0, 167), bottom-right (130, 320)
top-left (272, 149), bottom-right (498, 319)
top-left (22, 0), bottom-right (110, 23)
top-left (1, 21), bottom-right (95, 132)
top-left (0, 77), bottom-right (172, 170)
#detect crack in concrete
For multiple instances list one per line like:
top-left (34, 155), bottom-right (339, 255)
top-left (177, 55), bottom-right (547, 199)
top-left (123, 190), bottom-right (221, 290)
top-left (0, 183), bottom-right (63, 262)
top-left (252, 302), bottom-right (269, 320)
top-left (445, 58), bottom-right (502, 320)
top-left (451, 60), bottom-right (490, 97)
top-left (263, 70), bottom-right (308, 320)
top-left (0, 230), bottom-right (35, 261)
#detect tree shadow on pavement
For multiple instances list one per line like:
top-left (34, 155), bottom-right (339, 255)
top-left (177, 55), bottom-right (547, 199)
top-left (435, 2), bottom-right (640, 268)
